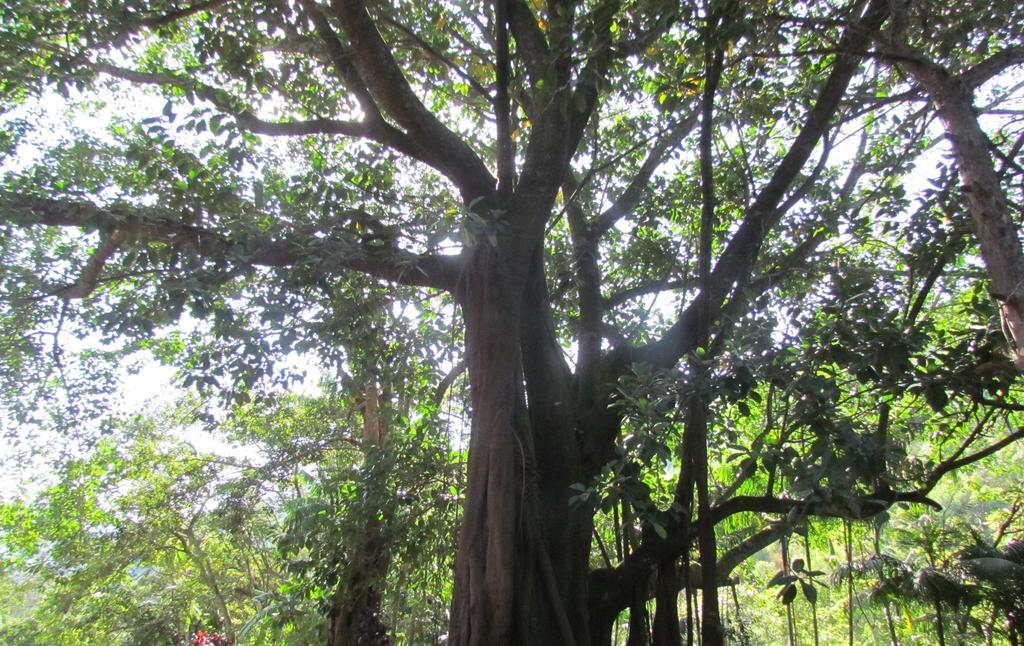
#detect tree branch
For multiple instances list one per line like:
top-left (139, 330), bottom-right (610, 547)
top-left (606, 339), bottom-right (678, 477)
top-left (717, 525), bottom-right (786, 581)
top-left (880, 40), bottom-right (1024, 369)
top-left (593, 109), bottom-right (700, 237)
top-left (713, 490), bottom-right (942, 525)
top-left (927, 426), bottom-right (1024, 489)
top-left (632, 0), bottom-right (890, 368)
top-left (297, 0), bottom-right (380, 118)
top-left (958, 46), bottom-right (1024, 92)
top-left (59, 229), bottom-right (130, 300)
top-left (433, 360), bottom-right (467, 406)
top-left (506, 0), bottom-right (551, 84)
top-left (559, 0), bottom-right (620, 162)
top-left (517, 1), bottom-right (620, 202)
top-left (603, 279), bottom-right (692, 309)
top-left (495, 0), bottom-right (516, 194)
top-left (93, 62), bottom-right (447, 183)
top-left (138, 0), bottom-right (230, 28)
top-left (589, 485), bottom-right (939, 626)
top-left (0, 193), bottom-right (460, 291)
top-left (378, 14), bottom-right (491, 99)
top-left (561, 110), bottom-right (700, 399)
top-left (328, 0), bottom-right (495, 201)
top-left (564, 192), bottom-right (604, 405)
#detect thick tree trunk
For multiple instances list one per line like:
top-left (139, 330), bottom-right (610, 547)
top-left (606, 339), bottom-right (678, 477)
top-left (520, 245), bottom-right (594, 642)
top-left (448, 252), bottom-right (524, 645)
top-left (449, 237), bottom-right (590, 645)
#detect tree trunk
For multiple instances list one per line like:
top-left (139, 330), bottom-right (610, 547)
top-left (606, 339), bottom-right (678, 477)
top-left (449, 235), bottom-right (590, 645)
top-left (448, 248), bottom-right (524, 645)
top-left (907, 63), bottom-right (1024, 370)
top-left (933, 596), bottom-right (947, 646)
top-left (325, 385), bottom-right (393, 646)
top-left (652, 560), bottom-right (681, 646)
top-left (326, 586), bottom-right (391, 646)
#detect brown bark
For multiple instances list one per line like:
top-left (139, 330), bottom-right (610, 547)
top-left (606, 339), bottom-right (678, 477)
top-left (326, 587), bottom-right (391, 646)
top-left (449, 183), bottom-right (592, 644)
top-left (325, 385), bottom-right (393, 646)
top-left (899, 57), bottom-right (1024, 370)
top-left (651, 560), bottom-right (681, 646)
top-left (449, 239), bottom-right (533, 645)
top-left (694, 8), bottom-right (725, 641)
top-left (0, 193), bottom-right (460, 292)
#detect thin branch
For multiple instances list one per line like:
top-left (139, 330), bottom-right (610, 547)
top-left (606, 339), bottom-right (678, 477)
top-left (603, 279), bottom-right (692, 309)
top-left (60, 229), bottom-right (130, 300)
top-left (433, 360), bottom-right (467, 406)
top-left (905, 237), bottom-right (962, 327)
top-left (608, 8), bottom-right (681, 61)
top-left (233, 111), bottom-right (375, 138)
top-left (138, 0), bottom-right (230, 28)
top-left (593, 109), bottom-right (700, 237)
top-left (927, 426), bottom-right (1024, 488)
top-left (632, 0), bottom-right (890, 369)
top-left (691, 16), bottom-right (728, 636)
top-left (994, 489), bottom-right (1024, 547)
top-left (495, 0), bottom-right (515, 194)
top-left (776, 132), bottom-right (834, 217)
top-left (975, 396), bottom-right (1024, 412)
top-left (93, 62), bottom-right (442, 182)
top-left (379, 14), bottom-right (491, 99)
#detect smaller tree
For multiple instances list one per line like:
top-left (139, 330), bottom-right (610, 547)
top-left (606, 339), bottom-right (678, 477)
top-left (0, 409), bottom-right (285, 644)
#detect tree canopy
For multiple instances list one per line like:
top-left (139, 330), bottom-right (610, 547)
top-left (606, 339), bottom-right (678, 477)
top-left (2, 0), bottom-right (1024, 644)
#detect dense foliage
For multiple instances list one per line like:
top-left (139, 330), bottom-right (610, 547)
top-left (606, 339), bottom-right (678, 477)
top-left (1, 0), bottom-right (1024, 644)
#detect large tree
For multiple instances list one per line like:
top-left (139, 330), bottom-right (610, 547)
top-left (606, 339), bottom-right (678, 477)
top-left (2, 0), bottom-right (1024, 644)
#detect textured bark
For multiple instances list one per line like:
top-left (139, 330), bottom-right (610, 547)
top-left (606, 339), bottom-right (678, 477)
top-left (449, 225), bottom-right (582, 644)
top-left (903, 61), bottom-right (1024, 370)
top-left (325, 385), bottom-right (393, 646)
top-left (325, 587), bottom-right (391, 646)
top-left (583, 7), bottom-right (892, 635)
top-left (651, 560), bottom-right (681, 646)
top-left (9, 0), bottom-right (1020, 644)
top-left (449, 244), bottom-right (525, 645)
top-left (448, 188), bottom-right (594, 643)
top-left (521, 245), bottom-right (592, 643)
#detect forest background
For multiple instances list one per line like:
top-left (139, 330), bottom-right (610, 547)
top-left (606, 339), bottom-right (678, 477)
top-left (1, 0), bottom-right (1024, 644)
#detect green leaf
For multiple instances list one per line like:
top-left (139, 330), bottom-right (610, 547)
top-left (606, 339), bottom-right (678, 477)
top-left (779, 583), bottom-right (798, 605)
top-left (651, 521), bottom-right (667, 540)
top-left (800, 580), bottom-right (817, 604)
top-left (767, 571), bottom-right (797, 587)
